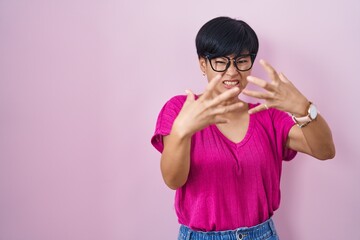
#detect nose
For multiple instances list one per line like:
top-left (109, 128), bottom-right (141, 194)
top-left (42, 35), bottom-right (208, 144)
top-left (225, 60), bottom-right (238, 75)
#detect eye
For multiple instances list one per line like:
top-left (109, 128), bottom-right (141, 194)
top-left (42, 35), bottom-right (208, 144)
top-left (215, 60), bottom-right (227, 64)
top-left (236, 58), bottom-right (249, 64)
top-left (213, 57), bottom-right (228, 64)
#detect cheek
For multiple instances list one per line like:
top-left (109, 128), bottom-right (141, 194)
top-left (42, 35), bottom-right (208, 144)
top-left (206, 71), bottom-right (223, 82)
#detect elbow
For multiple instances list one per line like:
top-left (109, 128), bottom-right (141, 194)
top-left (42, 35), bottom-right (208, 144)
top-left (160, 156), bottom-right (189, 190)
top-left (328, 147), bottom-right (336, 159)
top-left (164, 177), bottom-right (187, 190)
top-left (315, 145), bottom-right (336, 160)
top-left (166, 183), bottom-right (182, 190)
top-left (316, 153), bottom-right (335, 161)
top-left (161, 168), bottom-right (188, 190)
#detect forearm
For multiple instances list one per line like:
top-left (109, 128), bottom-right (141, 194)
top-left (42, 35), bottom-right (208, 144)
top-left (288, 113), bottom-right (336, 160)
top-left (161, 129), bottom-right (192, 190)
top-left (300, 114), bottom-right (335, 160)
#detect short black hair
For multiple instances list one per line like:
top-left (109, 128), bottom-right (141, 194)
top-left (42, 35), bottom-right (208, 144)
top-left (195, 16), bottom-right (259, 59)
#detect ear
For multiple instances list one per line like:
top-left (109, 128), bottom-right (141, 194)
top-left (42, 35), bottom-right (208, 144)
top-left (198, 57), bottom-right (207, 74)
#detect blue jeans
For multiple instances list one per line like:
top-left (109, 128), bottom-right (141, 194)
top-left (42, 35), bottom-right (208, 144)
top-left (178, 218), bottom-right (279, 240)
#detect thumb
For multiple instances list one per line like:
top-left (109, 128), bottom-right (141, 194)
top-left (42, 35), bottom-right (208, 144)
top-left (185, 89), bottom-right (195, 102)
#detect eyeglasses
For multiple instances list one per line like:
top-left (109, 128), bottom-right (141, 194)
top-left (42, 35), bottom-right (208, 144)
top-left (206, 54), bottom-right (256, 72)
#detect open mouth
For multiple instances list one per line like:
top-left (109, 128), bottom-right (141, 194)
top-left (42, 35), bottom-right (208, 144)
top-left (223, 80), bottom-right (240, 87)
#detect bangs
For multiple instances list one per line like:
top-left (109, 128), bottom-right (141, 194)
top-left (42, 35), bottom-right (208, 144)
top-left (196, 17), bottom-right (259, 59)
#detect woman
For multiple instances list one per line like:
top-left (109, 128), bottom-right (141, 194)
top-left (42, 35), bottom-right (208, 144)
top-left (151, 16), bottom-right (335, 240)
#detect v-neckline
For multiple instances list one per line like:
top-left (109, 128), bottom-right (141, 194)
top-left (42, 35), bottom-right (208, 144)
top-left (211, 103), bottom-right (255, 148)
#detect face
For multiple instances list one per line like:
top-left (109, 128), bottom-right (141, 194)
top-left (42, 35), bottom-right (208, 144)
top-left (199, 54), bottom-right (252, 96)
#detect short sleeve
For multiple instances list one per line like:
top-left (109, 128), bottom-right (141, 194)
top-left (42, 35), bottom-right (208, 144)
top-left (151, 95), bottom-right (186, 153)
top-left (269, 108), bottom-right (297, 161)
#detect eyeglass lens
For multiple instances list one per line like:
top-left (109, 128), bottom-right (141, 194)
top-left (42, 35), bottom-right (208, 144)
top-left (210, 55), bottom-right (253, 72)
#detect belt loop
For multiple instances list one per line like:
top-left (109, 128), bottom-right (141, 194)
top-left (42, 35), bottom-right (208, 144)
top-left (179, 225), bottom-right (192, 240)
top-left (268, 218), bottom-right (276, 235)
top-left (186, 228), bottom-right (192, 240)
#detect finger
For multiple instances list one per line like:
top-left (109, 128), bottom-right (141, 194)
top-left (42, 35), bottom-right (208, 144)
top-left (259, 59), bottom-right (280, 83)
top-left (248, 104), bottom-right (269, 114)
top-left (242, 89), bottom-right (273, 100)
top-left (247, 76), bottom-right (275, 91)
top-left (278, 72), bottom-right (291, 83)
top-left (207, 86), bottom-right (240, 107)
top-left (202, 74), bottom-right (222, 99)
top-left (212, 117), bottom-right (229, 124)
top-left (263, 103), bottom-right (269, 110)
top-left (211, 101), bottom-right (244, 115)
top-left (184, 89), bottom-right (195, 104)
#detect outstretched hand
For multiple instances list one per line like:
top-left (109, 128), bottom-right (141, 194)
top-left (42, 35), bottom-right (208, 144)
top-left (172, 75), bottom-right (244, 138)
top-left (242, 59), bottom-right (309, 116)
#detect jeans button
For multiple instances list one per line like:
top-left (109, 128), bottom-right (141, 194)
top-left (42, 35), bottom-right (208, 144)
top-left (238, 233), bottom-right (243, 240)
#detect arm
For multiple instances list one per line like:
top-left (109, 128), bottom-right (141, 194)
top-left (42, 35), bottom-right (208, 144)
top-left (160, 127), bottom-right (191, 190)
top-left (160, 76), bottom-right (244, 189)
top-left (243, 59), bottom-right (335, 160)
top-left (287, 114), bottom-right (335, 160)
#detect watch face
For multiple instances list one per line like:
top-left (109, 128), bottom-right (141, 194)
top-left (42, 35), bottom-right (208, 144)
top-left (309, 104), bottom-right (318, 119)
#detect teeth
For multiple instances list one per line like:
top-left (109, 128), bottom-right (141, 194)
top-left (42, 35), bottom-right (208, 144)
top-left (224, 81), bottom-right (239, 86)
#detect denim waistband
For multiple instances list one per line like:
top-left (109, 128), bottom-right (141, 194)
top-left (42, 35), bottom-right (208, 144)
top-left (178, 218), bottom-right (277, 240)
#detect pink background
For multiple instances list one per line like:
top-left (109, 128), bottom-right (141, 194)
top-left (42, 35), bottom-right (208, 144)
top-left (0, 0), bottom-right (359, 239)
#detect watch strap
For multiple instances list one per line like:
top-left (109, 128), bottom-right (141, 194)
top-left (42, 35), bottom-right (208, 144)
top-left (291, 102), bottom-right (314, 128)
top-left (293, 114), bottom-right (312, 123)
top-left (292, 115), bottom-right (311, 128)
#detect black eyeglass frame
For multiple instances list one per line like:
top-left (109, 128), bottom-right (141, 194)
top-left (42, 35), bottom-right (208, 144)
top-left (205, 54), bottom-right (257, 72)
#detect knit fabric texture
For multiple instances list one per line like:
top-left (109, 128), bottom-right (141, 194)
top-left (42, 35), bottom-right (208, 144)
top-left (151, 95), bottom-right (297, 231)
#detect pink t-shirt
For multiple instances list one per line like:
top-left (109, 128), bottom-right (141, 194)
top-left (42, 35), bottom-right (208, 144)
top-left (151, 95), bottom-right (297, 231)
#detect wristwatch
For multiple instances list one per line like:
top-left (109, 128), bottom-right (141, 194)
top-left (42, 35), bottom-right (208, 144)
top-left (292, 102), bottom-right (318, 128)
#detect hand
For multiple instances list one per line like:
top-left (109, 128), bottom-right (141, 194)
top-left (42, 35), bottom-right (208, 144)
top-left (242, 59), bottom-right (309, 116)
top-left (172, 75), bottom-right (244, 138)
